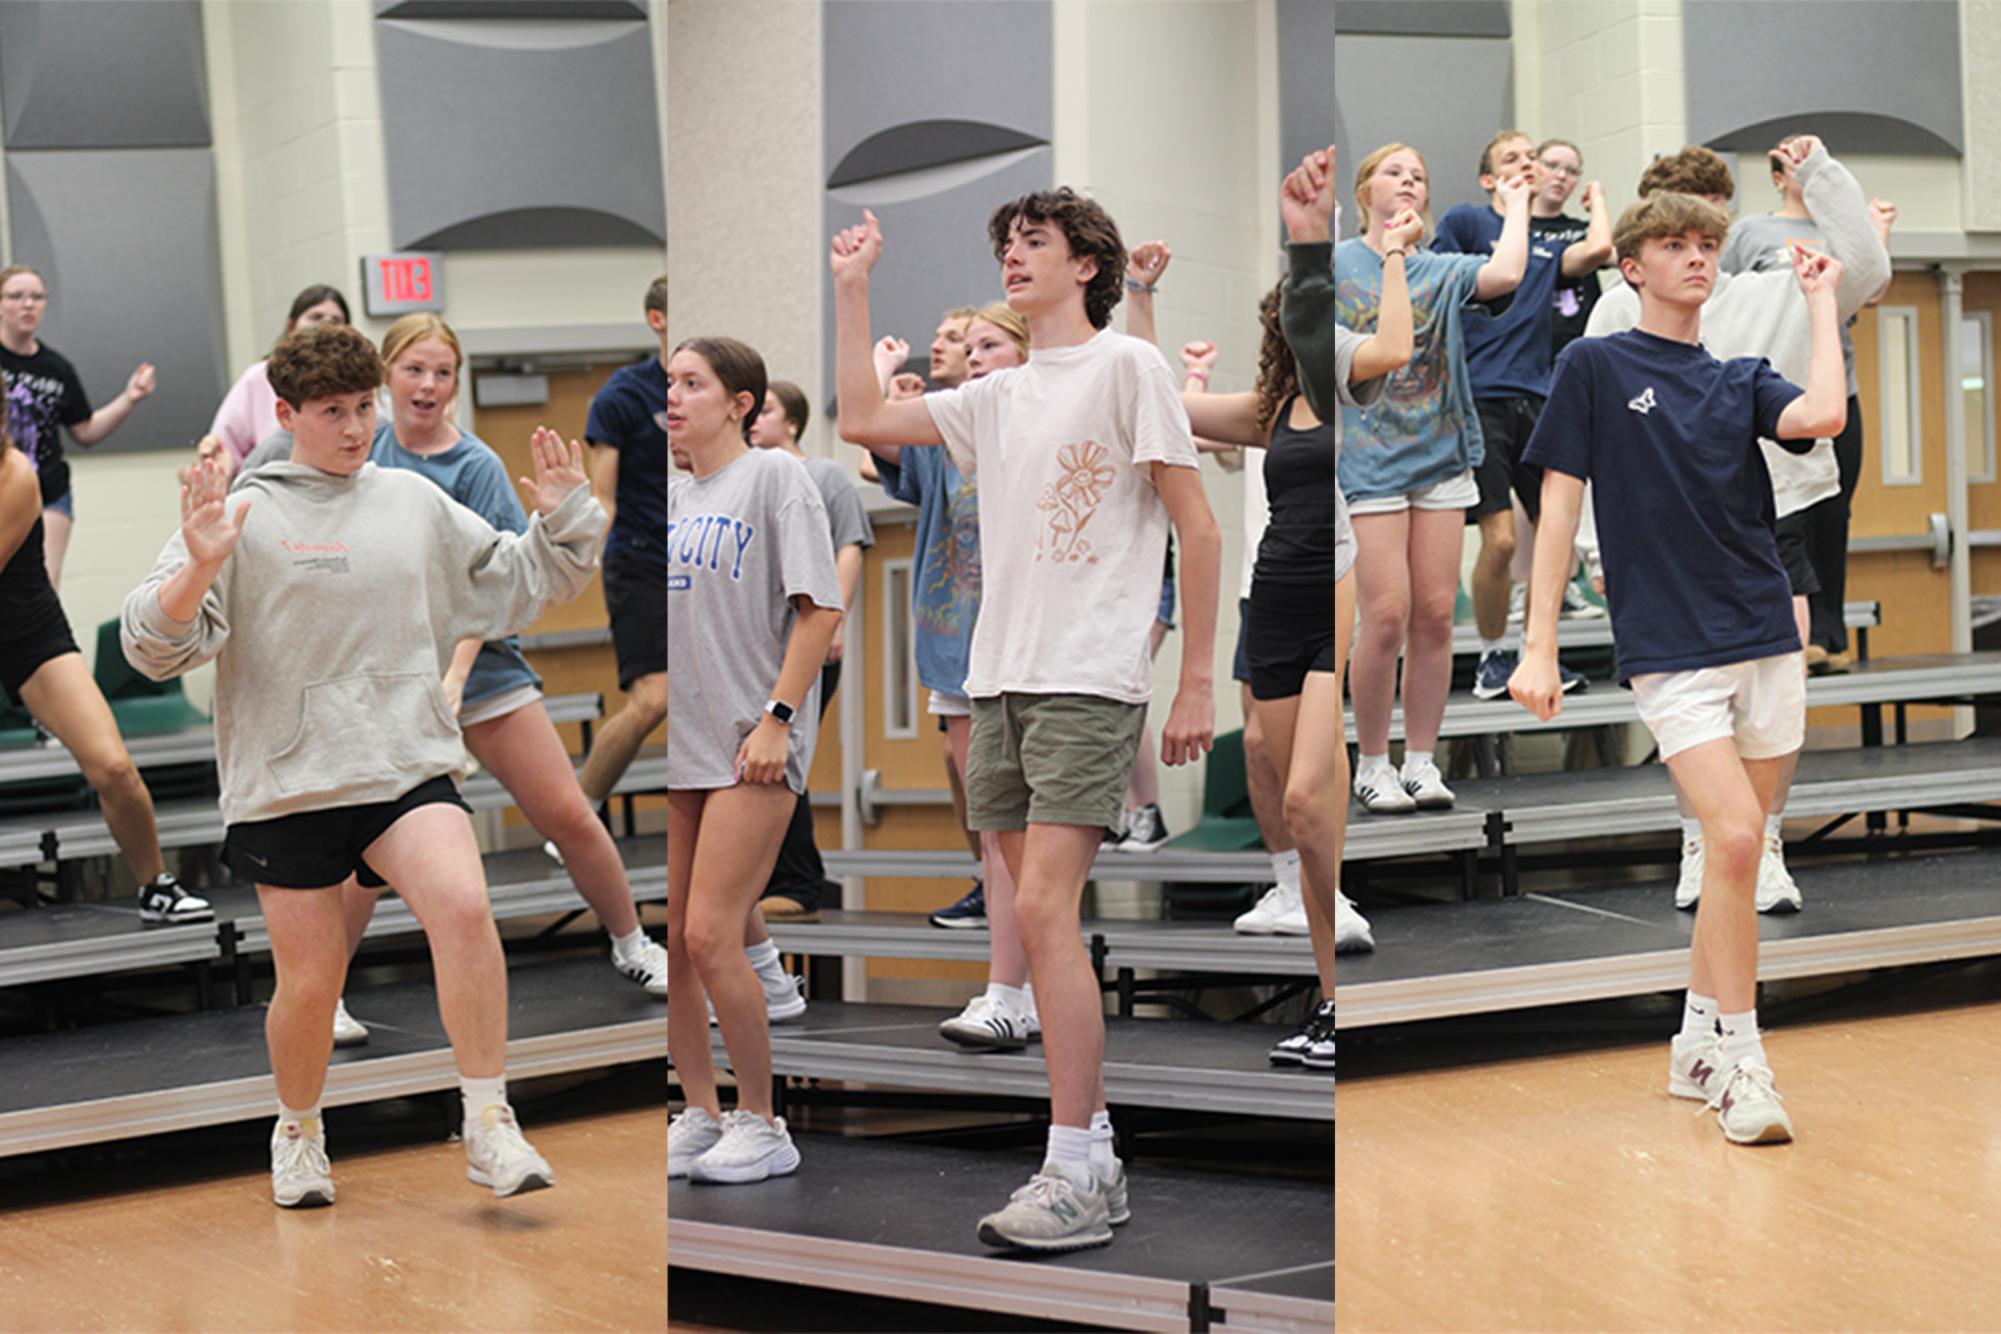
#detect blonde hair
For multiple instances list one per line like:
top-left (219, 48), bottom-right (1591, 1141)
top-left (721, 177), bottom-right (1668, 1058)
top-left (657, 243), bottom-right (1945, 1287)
top-left (1353, 142), bottom-right (1432, 236)
top-left (379, 314), bottom-right (464, 403)
top-left (969, 301), bottom-right (1029, 359)
top-left (0, 265), bottom-right (43, 295)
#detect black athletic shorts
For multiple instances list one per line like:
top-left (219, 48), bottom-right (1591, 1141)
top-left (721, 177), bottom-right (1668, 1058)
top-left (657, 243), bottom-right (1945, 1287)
top-left (1231, 596), bottom-right (1252, 684)
top-left (0, 597), bottom-right (78, 706)
top-left (1246, 579), bottom-right (1336, 701)
top-left (222, 775), bottom-right (471, 890)
top-left (604, 551), bottom-right (666, 691)
top-left (1773, 510), bottom-right (1821, 598)
top-left (1467, 396), bottom-right (1546, 522)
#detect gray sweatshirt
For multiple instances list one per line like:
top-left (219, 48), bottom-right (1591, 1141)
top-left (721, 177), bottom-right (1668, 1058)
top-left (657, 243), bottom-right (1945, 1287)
top-left (122, 462), bottom-right (606, 825)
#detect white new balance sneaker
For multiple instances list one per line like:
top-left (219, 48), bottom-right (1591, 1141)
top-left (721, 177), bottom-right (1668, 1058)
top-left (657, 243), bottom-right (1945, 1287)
top-left (464, 1105), bottom-right (555, 1197)
top-left (1706, 1059), bottom-right (1794, 1146)
top-left (976, 1164), bottom-right (1114, 1252)
top-left (687, 1110), bottom-right (800, 1184)
top-left (1334, 891), bottom-right (1375, 953)
top-left (1234, 883), bottom-right (1308, 935)
top-left (1755, 836), bottom-right (1803, 913)
top-left (1674, 838), bottom-right (1704, 910)
top-left (1668, 1030), bottom-right (1725, 1101)
top-left (270, 1115), bottom-right (334, 1208)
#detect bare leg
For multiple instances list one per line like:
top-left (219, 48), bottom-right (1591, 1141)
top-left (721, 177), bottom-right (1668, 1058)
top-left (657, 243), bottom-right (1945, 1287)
top-left (1349, 511), bottom-right (1413, 757)
top-left (579, 672), bottom-right (667, 806)
top-left (942, 726), bottom-right (983, 859)
top-left (362, 804), bottom-right (510, 1078)
top-left (256, 883), bottom-right (350, 1109)
top-left (1471, 509), bottom-right (1517, 643)
top-left (946, 714), bottom-right (1025, 988)
top-left (40, 507), bottom-right (71, 591)
top-left (19, 654), bottom-right (163, 882)
top-left (337, 876), bottom-right (375, 956)
top-left (1668, 741), bottom-right (1789, 1010)
top-left (1241, 684), bottom-right (1293, 854)
top-left (667, 791), bottom-right (719, 1119)
top-left (1399, 507), bottom-right (1467, 753)
top-left (1000, 823), bottom-right (1107, 1127)
top-left (468, 700), bottom-right (640, 937)
top-left (682, 782), bottom-right (796, 1122)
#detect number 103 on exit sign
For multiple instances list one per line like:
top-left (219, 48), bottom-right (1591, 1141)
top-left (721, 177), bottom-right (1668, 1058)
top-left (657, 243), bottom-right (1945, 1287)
top-left (362, 252), bottom-right (445, 316)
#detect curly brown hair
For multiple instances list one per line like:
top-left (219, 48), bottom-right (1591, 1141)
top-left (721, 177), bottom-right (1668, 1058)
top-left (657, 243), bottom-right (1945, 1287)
top-left (986, 187), bottom-right (1126, 330)
top-left (266, 323), bottom-right (384, 407)
top-left (1637, 145), bottom-right (1734, 200)
top-left (1253, 283), bottom-right (1300, 435)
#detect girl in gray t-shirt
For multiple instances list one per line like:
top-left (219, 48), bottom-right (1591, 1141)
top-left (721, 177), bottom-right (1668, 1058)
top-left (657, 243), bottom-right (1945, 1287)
top-left (665, 337), bottom-right (842, 1188)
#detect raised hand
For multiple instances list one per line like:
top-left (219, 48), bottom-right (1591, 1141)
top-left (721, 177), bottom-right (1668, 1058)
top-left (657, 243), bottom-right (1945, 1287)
top-left (873, 335), bottom-right (911, 382)
top-left (1790, 241), bottom-right (1843, 301)
top-left (830, 209), bottom-right (884, 283)
top-left (179, 451), bottom-right (248, 567)
top-left (1581, 180), bottom-right (1605, 212)
top-left (519, 425), bottom-right (588, 515)
top-left (1384, 207), bottom-right (1425, 252)
top-left (127, 362), bottom-right (157, 403)
top-left (1180, 340), bottom-right (1219, 378)
top-left (1494, 171), bottom-right (1532, 212)
top-left (887, 372), bottom-right (927, 402)
top-left (1128, 241), bottom-right (1173, 288)
top-left (1782, 134), bottom-right (1825, 166)
top-left (1281, 146), bottom-right (1333, 244)
top-left (1869, 198), bottom-right (1899, 230)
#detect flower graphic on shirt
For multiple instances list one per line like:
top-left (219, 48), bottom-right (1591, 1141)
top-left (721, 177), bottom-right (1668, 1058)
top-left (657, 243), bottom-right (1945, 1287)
top-left (2, 376), bottom-right (38, 468)
top-left (1036, 440), bottom-right (1117, 563)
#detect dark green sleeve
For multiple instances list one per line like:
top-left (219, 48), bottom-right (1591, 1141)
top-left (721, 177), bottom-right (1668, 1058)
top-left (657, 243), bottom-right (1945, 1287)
top-left (1280, 241), bottom-right (1338, 420)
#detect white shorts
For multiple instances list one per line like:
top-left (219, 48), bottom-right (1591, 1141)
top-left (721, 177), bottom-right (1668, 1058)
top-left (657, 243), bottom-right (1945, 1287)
top-left (1630, 654), bottom-right (1805, 762)
top-left (927, 689), bottom-right (972, 718)
top-left (1347, 468), bottom-right (1479, 516)
top-left (458, 683), bottom-right (543, 728)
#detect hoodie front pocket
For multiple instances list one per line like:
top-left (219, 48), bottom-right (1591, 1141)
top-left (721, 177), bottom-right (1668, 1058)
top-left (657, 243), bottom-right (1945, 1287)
top-left (267, 672), bottom-right (458, 797)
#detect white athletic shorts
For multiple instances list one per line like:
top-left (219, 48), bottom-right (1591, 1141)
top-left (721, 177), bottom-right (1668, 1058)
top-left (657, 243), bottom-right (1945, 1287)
top-left (927, 689), bottom-right (972, 718)
top-left (459, 683), bottom-right (543, 728)
top-left (1630, 654), bottom-right (1805, 762)
top-left (1347, 468), bottom-right (1479, 515)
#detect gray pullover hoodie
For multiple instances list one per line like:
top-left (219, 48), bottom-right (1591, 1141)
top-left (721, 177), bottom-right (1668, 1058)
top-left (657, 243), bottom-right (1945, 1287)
top-left (121, 461), bottom-right (606, 825)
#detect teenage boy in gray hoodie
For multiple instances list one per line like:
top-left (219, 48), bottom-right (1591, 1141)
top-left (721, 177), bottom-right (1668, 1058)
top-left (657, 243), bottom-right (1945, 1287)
top-left (121, 323), bottom-right (608, 1209)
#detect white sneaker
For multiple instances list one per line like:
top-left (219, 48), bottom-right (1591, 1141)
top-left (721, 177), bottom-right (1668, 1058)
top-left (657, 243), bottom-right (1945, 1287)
top-left (1334, 891), bottom-right (1375, 953)
top-left (1668, 1030), bottom-right (1725, 1101)
top-left (614, 937), bottom-right (670, 998)
top-left (1674, 838), bottom-right (1704, 910)
top-left (1507, 582), bottom-right (1526, 624)
top-left (1561, 581), bottom-right (1605, 619)
top-left (270, 1115), bottom-right (334, 1208)
top-left (710, 965), bottom-right (808, 1024)
top-left (331, 998), bottom-right (369, 1048)
top-left (1233, 883), bottom-right (1307, 935)
top-left (1400, 758), bottom-right (1455, 810)
top-left (939, 993), bottom-right (1038, 1050)
top-left (464, 1104), bottom-right (555, 1197)
top-left (1755, 836), bottom-right (1803, 913)
top-left (687, 1109), bottom-right (800, 1184)
top-left (1706, 1059), bottom-right (1794, 1145)
top-left (976, 1164), bottom-right (1114, 1251)
top-left (542, 840), bottom-right (564, 865)
top-left (668, 1107), bottom-right (725, 1178)
top-left (1354, 767), bottom-right (1416, 814)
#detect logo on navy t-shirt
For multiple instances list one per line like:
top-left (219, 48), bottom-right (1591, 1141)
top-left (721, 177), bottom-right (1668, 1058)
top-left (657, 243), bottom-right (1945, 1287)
top-left (1627, 387), bottom-right (1658, 416)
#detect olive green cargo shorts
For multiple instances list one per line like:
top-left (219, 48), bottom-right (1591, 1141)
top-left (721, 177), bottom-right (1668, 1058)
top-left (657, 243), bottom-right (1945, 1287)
top-left (965, 693), bottom-right (1146, 835)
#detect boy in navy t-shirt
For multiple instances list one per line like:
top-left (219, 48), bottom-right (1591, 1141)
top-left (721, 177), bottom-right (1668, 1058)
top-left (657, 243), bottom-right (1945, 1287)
top-left (1510, 191), bottom-right (1849, 1147)
top-left (1434, 130), bottom-right (1610, 699)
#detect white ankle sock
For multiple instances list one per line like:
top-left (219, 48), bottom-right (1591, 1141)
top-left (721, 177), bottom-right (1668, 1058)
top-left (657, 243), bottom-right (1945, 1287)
top-left (1479, 637), bottom-right (1507, 657)
top-left (1403, 750), bottom-right (1433, 774)
top-left (1269, 849), bottom-right (1301, 889)
top-left (278, 1102), bottom-right (321, 1130)
top-left (1718, 1011), bottom-right (1765, 1070)
top-left (986, 981), bottom-right (1028, 1010)
top-left (1045, 1124), bottom-right (1094, 1189)
top-left (1680, 818), bottom-right (1702, 843)
top-left (459, 1074), bottom-right (507, 1125)
top-left (1764, 814), bottom-right (1783, 841)
top-left (611, 926), bottom-right (647, 960)
top-left (1679, 991), bottom-right (1718, 1041)
top-left (1087, 1109), bottom-right (1116, 1174)
top-left (746, 939), bottom-right (780, 971)
top-left (1357, 752), bottom-right (1391, 779)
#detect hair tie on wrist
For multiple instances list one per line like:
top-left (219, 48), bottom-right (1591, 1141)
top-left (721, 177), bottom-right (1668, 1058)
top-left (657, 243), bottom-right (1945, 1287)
top-left (1125, 279), bottom-right (1158, 295)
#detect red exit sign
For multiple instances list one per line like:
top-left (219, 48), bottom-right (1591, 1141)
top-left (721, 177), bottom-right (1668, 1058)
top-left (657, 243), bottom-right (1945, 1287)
top-left (361, 251), bottom-right (445, 315)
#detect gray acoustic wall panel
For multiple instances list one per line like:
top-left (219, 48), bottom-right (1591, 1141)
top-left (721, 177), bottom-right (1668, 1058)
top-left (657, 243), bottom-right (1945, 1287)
top-left (5, 150), bottom-right (227, 451)
top-left (0, 0), bottom-right (210, 150)
top-left (823, 0), bottom-right (1051, 186)
top-left (1333, 1), bottom-right (1510, 38)
top-left (375, 17), bottom-right (665, 249)
top-left (1334, 32), bottom-right (1512, 239)
top-left (377, 0), bottom-right (646, 16)
top-left (1684, 0), bottom-right (1963, 156)
top-left (1278, 0), bottom-right (1335, 180)
top-left (823, 147), bottom-right (1054, 402)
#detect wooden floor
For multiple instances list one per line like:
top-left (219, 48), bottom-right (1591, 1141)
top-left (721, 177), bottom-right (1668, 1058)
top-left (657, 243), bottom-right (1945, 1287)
top-left (1337, 998), bottom-right (2001, 1331)
top-left (0, 1107), bottom-right (666, 1332)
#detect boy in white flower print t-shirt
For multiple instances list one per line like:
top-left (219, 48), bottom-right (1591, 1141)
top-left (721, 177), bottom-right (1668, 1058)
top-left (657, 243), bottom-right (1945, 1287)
top-left (832, 189), bottom-right (1219, 1253)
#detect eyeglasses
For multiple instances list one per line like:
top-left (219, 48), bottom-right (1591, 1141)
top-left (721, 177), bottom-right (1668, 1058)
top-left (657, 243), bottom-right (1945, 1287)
top-left (1538, 162), bottom-right (1580, 178)
top-left (1, 292), bottom-right (46, 304)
